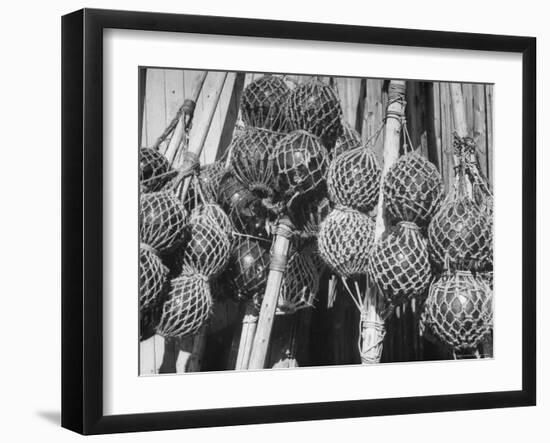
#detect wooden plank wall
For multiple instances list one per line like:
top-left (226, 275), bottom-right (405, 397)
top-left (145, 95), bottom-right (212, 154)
top-left (139, 70), bottom-right (494, 373)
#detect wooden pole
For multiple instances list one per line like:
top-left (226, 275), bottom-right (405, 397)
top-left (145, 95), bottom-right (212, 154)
top-left (449, 83), bottom-right (468, 138)
top-left (449, 83), bottom-right (474, 197)
top-left (361, 80), bottom-right (407, 364)
top-left (234, 302), bottom-right (259, 370)
top-left (247, 217), bottom-right (295, 369)
top-left (177, 72), bottom-right (228, 199)
top-left (163, 72), bottom-right (208, 162)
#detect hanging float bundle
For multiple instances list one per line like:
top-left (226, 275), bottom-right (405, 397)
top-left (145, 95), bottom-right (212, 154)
top-left (317, 207), bottom-right (376, 278)
top-left (271, 130), bottom-right (329, 206)
top-left (218, 171), bottom-right (271, 239)
top-left (240, 75), bottom-right (290, 131)
top-left (275, 251), bottom-right (320, 314)
top-left (139, 190), bottom-right (188, 320)
top-left (428, 135), bottom-right (493, 272)
top-left (140, 190), bottom-right (188, 253)
top-left (139, 248), bottom-right (169, 310)
top-left (156, 273), bottom-right (214, 338)
top-left (184, 161), bottom-right (227, 211)
top-left (421, 271), bottom-right (493, 351)
top-left (286, 78), bottom-right (343, 150)
top-left (332, 122), bottom-right (362, 160)
top-left (139, 147), bottom-right (173, 192)
top-left (230, 237), bottom-right (271, 302)
top-left (383, 152), bottom-right (444, 227)
top-left (230, 127), bottom-right (282, 198)
top-left (179, 202), bottom-right (233, 278)
top-left (367, 221), bottom-right (432, 305)
top-left (327, 143), bottom-right (381, 214)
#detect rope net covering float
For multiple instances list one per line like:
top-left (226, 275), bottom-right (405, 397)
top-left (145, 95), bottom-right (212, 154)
top-left (156, 273), bottom-right (213, 338)
top-left (428, 133), bottom-right (494, 272)
top-left (317, 207), bottom-right (375, 278)
top-left (178, 203), bottom-right (233, 278)
top-left (273, 251), bottom-right (320, 314)
top-left (139, 247), bottom-right (168, 310)
top-left (421, 270), bottom-right (493, 351)
top-left (332, 122), bottom-right (362, 160)
top-left (140, 147), bottom-right (174, 192)
top-left (218, 171), bottom-right (271, 239)
top-left (271, 130), bottom-right (329, 206)
top-left (383, 152), bottom-right (444, 227)
top-left (240, 75), bottom-right (290, 132)
top-left (229, 237), bottom-right (270, 302)
top-left (327, 144), bottom-right (381, 214)
top-left (230, 127), bottom-right (282, 197)
top-left (367, 221), bottom-right (432, 305)
top-left (140, 190), bottom-right (187, 253)
top-left (428, 192), bottom-right (493, 272)
top-left (286, 78), bottom-right (343, 150)
top-left (184, 161), bottom-right (227, 211)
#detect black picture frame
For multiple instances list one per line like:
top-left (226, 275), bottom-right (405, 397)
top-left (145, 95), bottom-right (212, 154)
top-left (61, 8), bottom-right (536, 435)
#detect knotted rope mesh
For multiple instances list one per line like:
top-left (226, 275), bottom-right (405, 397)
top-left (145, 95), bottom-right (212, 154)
top-left (217, 171), bottom-right (271, 239)
top-left (421, 271), bottom-right (493, 351)
top-left (140, 147), bottom-right (173, 192)
top-left (184, 161), bottom-right (227, 211)
top-left (317, 207), bottom-right (376, 278)
top-left (271, 130), bottom-right (329, 206)
top-left (140, 190), bottom-right (187, 253)
top-left (229, 237), bottom-right (270, 301)
top-left (288, 195), bottom-right (331, 240)
top-left (139, 247), bottom-right (168, 310)
top-left (240, 75), bottom-right (290, 131)
top-left (286, 78), bottom-right (343, 150)
top-left (230, 127), bottom-right (282, 197)
top-left (428, 178), bottom-right (493, 272)
top-left (367, 221), bottom-right (432, 305)
top-left (332, 122), bottom-right (362, 160)
top-left (327, 145), bottom-right (381, 214)
top-left (178, 203), bottom-right (233, 278)
top-left (156, 273), bottom-right (213, 338)
top-left (383, 152), bottom-right (444, 227)
top-left (276, 251), bottom-right (320, 314)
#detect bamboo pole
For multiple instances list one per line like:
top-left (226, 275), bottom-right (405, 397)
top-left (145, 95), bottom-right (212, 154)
top-left (234, 302), bottom-right (259, 370)
top-left (247, 217), bottom-right (295, 369)
top-left (361, 80), bottom-right (407, 364)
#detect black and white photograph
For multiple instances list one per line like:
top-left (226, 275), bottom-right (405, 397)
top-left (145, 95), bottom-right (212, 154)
top-left (138, 69), bottom-right (494, 374)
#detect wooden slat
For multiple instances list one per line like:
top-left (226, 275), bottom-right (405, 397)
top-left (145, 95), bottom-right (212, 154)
top-left (217, 72), bottom-right (246, 161)
top-left (439, 82), bottom-right (455, 193)
top-left (473, 84), bottom-right (488, 180)
top-left (426, 82), bottom-right (443, 172)
top-left (485, 84), bottom-right (494, 189)
top-left (138, 68), bottom-right (147, 148)
top-left (144, 69), bottom-right (167, 148)
top-left (362, 79), bottom-right (386, 164)
top-left (335, 78), bottom-right (362, 129)
top-left (139, 334), bottom-right (165, 375)
top-left (461, 83), bottom-right (474, 134)
top-left (202, 72), bottom-right (239, 164)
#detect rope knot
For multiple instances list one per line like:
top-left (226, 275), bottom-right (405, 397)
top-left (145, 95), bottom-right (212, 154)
top-left (140, 242), bottom-right (159, 256)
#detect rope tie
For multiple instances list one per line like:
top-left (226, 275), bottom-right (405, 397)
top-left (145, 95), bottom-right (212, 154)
top-left (140, 242), bottom-right (159, 256)
top-left (180, 151), bottom-right (200, 177)
top-left (182, 99), bottom-right (196, 132)
top-left (269, 254), bottom-right (288, 273)
top-left (397, 220), bottom-right (420, 231)
top-left (359, 314), bottom-right (386, 364)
